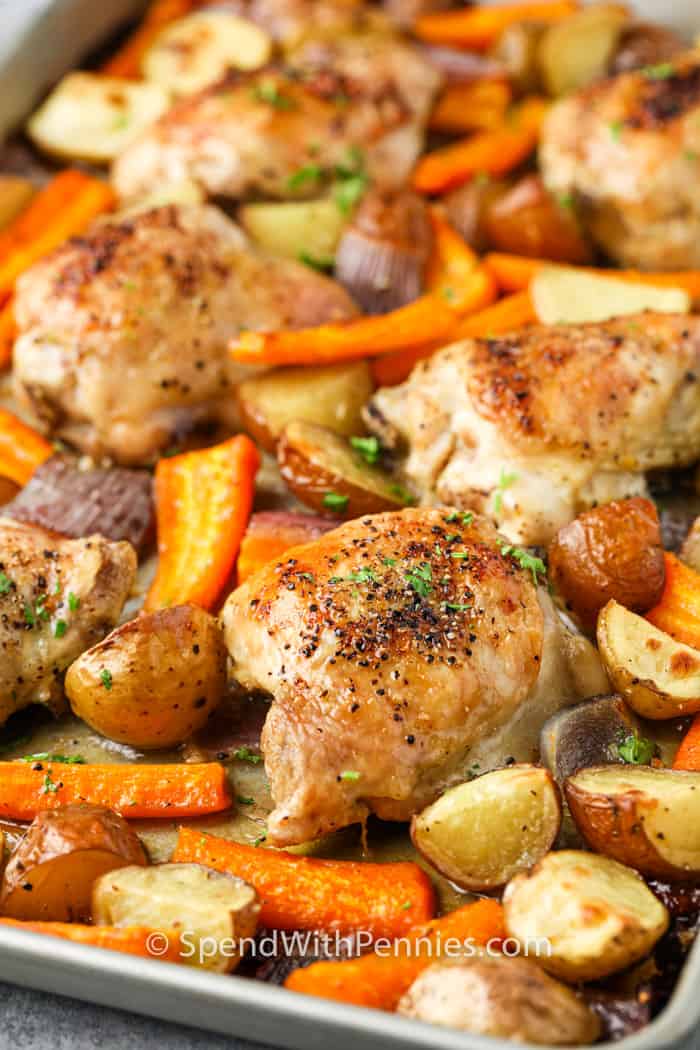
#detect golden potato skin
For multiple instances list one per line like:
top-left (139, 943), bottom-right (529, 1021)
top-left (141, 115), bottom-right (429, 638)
top-left (548, 497), bottom-right (665, 631)
top-left (65, 605), bottom-right (226, 748)
top-left (1, 804), bottom-right (146, 921)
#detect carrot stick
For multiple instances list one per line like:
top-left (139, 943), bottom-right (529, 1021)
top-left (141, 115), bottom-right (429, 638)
top-left (237, 511), bottom-right (335, 585)
top-left (0, 170), bottom-right (88, 259)
top-left (0, 301), bottom-right (15, 370)
top-left (0, 919), bottom-right (183, 962)
top-left (0, 408), bottom-right (53, 486)
top-left (646, 553), bottom-right (700, 650)
top-left (0, 761), bottom-right (231, 820)
top-left (145, 435), bottom-right (260, 612)
top-left (414, 1), bottom-right (579, 50)
top-left (172, 827), bottom-right (435, 939)
top-left (673, 715), bottom-right (700, 771)
top-left (414, 98), bottom-right (547, 195)
top-left (285, 899), bottom-right (506, 1008)
top-left (102, 0), bottom-right (199, 78)
top-left (429, 80), bottom-right (512, 134)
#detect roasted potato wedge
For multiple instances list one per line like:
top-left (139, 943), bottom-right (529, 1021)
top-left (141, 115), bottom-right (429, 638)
top-left (93, 862), bottom-right (259, 972)
top-left (565, 765), bottom-right (700, 880)
top-left (503, 850), bottom-right (669, 982)
top-left (143, 11), bottom-right (272, 95)
top-left (239, 200), bottom-right (346, 262)
top-left (398, 955), bottom-right (601, 1045)
top-left (411, 765), bottom-right (561, 891)
top-left (532, 267), bottom-right (690, 326)
top-left (277, 421), bottom-right (411, 519)
top-left (65, 605), bottom-right (227, 749)
top-left (444, 178), bottom-right (513, 253)
top-left (1, 804), bottom-right (146, 922)
top-left (537, 4), bottom-right (629, 97)
top-left (0, 177), bottom-right (35, 232)
top-left (597, 600), bottom-right (700, 720)
top-left (236, 362), bottom-right (373, 453)
top-left (548, 498), bottom-right (665, 632)
top-left (27, 73), bottom-right (170, 165)
top-left (482, 175), bottom-right (593, 264)
top-left (540, 695), bottom-right (643, 785)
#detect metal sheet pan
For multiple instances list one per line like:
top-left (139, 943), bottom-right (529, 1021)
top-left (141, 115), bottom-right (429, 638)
top-left (0, 2), bottom-right (699, 1048)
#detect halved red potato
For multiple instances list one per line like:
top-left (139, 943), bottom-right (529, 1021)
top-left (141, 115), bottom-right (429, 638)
top-left (540, 695), bottom-right (643, 785)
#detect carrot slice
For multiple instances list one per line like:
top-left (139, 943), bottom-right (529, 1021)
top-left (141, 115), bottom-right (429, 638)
top-left (173, 827), bottom-right (436, 939)
top-left (0, 170), bottom-right (88, 259)
top-left (0, 919), bottom-right (183, 962)
top-left (414, 98), bottom-right (547, 195)
top-left (145, 435), bottom-right (260, 612)
top-left (0, 408), bottom-right (53, 486)
top-left (414, 1), bottom-right (579, 50)
top-left (429, 80), bottom-right (512, 134)
top-left (0, 761), bottom-right (231, 821)
top-left (102, 0), bottom-right (199, 78)
top-left (646, 553), bottom-right (700, 651)
top-left (0, 301), bottom-right (15, 370)
top-left (237, 511), bottom-right (335, 585)
top-left (673, 715), bottom-right (700, 771)
top-left (285, 898), bottom-right (506, 1008)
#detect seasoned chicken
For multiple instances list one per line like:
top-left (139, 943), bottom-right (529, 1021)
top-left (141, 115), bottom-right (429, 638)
top-left (540, 51), bottom-right (700, 270)
top-left (112, 34), bottom-right (441, 202)
top-left (204, 0), bottom-right (368, 45)
top-left (365, 315), bottom-right (700, 547)
top-left (0, 518), bottom-right (136, 727)
top-left (12, 203), bottom-right (356, 465)
top-left (223, 508), bottom-right (606, 846)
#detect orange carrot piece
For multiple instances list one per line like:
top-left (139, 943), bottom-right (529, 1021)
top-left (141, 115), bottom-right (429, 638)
top-left (0, 301), bottom-right (15, 370)
top-left (0, 761), bottom-right (231, 821)
top-left (285, 898), bottom-right (506, 1009)
top-left (102, 0), bottom-right (199, 78)
top-left (413, 98), bottom-right (547, 195)
top-left (0, 408), bottom-right (53, 486)
top-left (646, 553), bottom-right (700, 650)
top-left (0, 919), bottom-right (183, 962)
top-left (145, 435), bottom-right (260, 612)
top-left (429, 80), bottom-right (512, 134)
top-left (484, 252), bottom-right (542, 292)
top-left (173, 827), bottom-right (436, 940)
top-left (237, 511), bottom-right (335, 585)
top-left (673, 715), bottom-right (700, 771)
top-left (0, 170), bottom-right (88, 260)
top-left (414, 1), bottom-right (579, 50)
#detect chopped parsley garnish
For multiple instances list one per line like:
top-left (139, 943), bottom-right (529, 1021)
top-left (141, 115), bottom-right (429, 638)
top-left (298, 251), bottom-right (334, 272)
top-left (287, 164), bottom-right (324, 190)
top-left (54, 620), bottom-right (67, 639)
top-left (330, 567), bottom-right (379, 585)
top-left (383, 557), bottom-right (396, 567)
top-left (0, 572), bottom-right (13, 594)
top-left (68, 592), bottom-right (80, 612)
top-left (557, 193), bottom-right (574, 210)
top-left (22, 752), bottom-right (84, 764)
top-left (112, 112), bottom-right (131, 131)
top-left (251, 80), bottom-right (295, 110)
top-left (350, 435), bottom-right (381, 465)
top-left (405, 562), bottom-right (433, 598)
top-left (609, 120), bottom-right (624, 142)
top-left (443, 602), bottom-right (471, 612)
top-left (40, 771), bottom-right (60, 795)
top-left (450, 551), bottom-right (469, 560)
top-left (445, 511), bottom-right (474, 526)
top-left (333, 147), bottom-right (368, 215)
top-left (339, 770), bottom-right (360, 781)
top-left (401, 901), bottom-right (413, 911)
top-left (643, 62), bottom-right (675, 80)
top-left (296, 572), bottom-right (315, 583)
top-left (323, 492), bottom-right (349, 512)
top-left (253, 834), bottom-right (267, 847)
top-left (618, 733), bottom-right (655, 765)
top-left (233, 746), bottom-right (263, 765)
top-left (100, 668), bottom-right (113, 690)
top-left (390, 483), bottom-right (415, 506)
top-left (498, 542), bottom-right (547, 586)
top-left (237, 795), bottom-right (255, 806)
top-left (492, 469), bottom-right (518, 517)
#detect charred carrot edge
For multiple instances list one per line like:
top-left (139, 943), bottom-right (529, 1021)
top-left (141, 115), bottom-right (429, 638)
top-left (173, 827), bottom-right (436, 940)
top-left (0, 919), bottom-right (183, 962)
top-left (285, 898), bottom-right (505, 1009)
top-left (145, 435), bottom-right (260, 612)
top-left (0, 301), bottom-right (15, 370)
top-left (0, 761), bottom-right (231, 820)
top-left (0, 171), bottom-right (115, 303)
top-left (673, 714), bottom-right (700, 771)
top-left (413, 98), bottom-right (548, 195)
top-left (414, 1), bottom-right (578, 50)
top-left (0, 408), bottom-right (53, 486)
top-left (102, 0), bottom-right (200, 77)
top-left (429, 80), bottom-right (512, 135)
top-left (646, 553), bottom-right (700, 650)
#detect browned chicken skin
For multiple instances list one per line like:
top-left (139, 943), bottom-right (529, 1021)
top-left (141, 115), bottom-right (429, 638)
top-left (12, 203), bottom-right (356, 465)
top-left (540, 51), bottom-right (700, 270)
top-left (223, 508), bottom-right (605, 846)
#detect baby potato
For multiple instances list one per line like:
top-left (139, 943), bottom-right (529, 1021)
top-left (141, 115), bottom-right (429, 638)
top-left (1, 804), bottom-right (146, 922)
top-left (537, 4), bottom-right (629, 97)
top-left (93, 862), bottom-right (259, 972)
top-left (65, 605), bottom-right (226, 749)
top-left (503, 850), bottom-right (669, 982)
top-left (548, 497), bottom-right (665, 632)
top-left (482, 175), bottom-right (593, 264)
top-left (398, 955), bottom-right (601, 1045)
top-left (540, 695), bottom-right (643, 785)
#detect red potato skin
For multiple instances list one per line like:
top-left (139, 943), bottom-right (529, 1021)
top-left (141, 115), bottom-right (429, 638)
top-left (482, 175), bottom-right (593, 264)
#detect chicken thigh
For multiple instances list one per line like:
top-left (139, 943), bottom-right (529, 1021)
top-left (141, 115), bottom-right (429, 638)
top-left (366, 314), bottom-right (700, 547)
top-left (223, 508), bottom-right (606, 846)
top-left (12, 203), bottom-right (356, 464)
top-left (0, 518), bottom-right (136, 727)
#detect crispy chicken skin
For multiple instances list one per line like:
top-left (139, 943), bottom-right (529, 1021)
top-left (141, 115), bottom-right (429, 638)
top-left (540, 51), bottom-right (700, 270)
top-left (12, 203), bottom-right (356, 465)
top-left (0, 519), bottom-right (136, 727)
top-left (366, 315), bottom-right (700, 547)
top-left (223, 508), bottom-right (605, 846)
top-left (112, 34), bottom-right (441, 202)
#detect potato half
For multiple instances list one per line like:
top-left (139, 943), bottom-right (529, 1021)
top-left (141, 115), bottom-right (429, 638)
top-left (27, 73), bottom-right (170, 165)
top-left (503, 850), bottom-right (669, 982)
top-left (411, 766), bottom-right (561, 891)
top-left (532, 267), bottom-right (689, 326)
top-left (65, 605), bottom-right (227, 749)
top-left (1, 804), bottom-right (146, 922)
top-left (93, 862), bottom-right (259, 972)
top-left (597, 600), bottom-right (700, 719)
top-left (565, 765), bottom-right (700, 880)
top-left (537, 4), bottom-right (629, 97)
top-left (239, 200), bottom-right (346, 261)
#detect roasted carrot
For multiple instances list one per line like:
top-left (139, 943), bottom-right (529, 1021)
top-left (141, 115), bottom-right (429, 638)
top-left (646, 553), bottom-right (700, 651)
top-left (429, 80), bottom-right (512, 134)
top-left (145, 435), bottom-right (260, 612)
top-left (0, 919), bottom-right (183, 962)
top-left (173, 827), bottom-right (436, 940)
top-left (414, 1), bottom-right (578, 50)
top-left (237, 511), bottom-right (335, 584)
top-left (285, 898), bottom-right (506, 1008)
top-left (673, 715), bottom-right (700, 771)
top-left (0, 170), bottom-right (87, 259)
top-left (102, 0), bottom-right (199, 78)
top-left (0, 409), bottom-right (53, 486)
top-left (414, 98), bottom-right (547, 195)
top-left (0, 301), bottom-right (15, 369)
top-left (426, 208), bottom-right (498, 308)
top-left (0, 761), bottom-right (231, 821)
